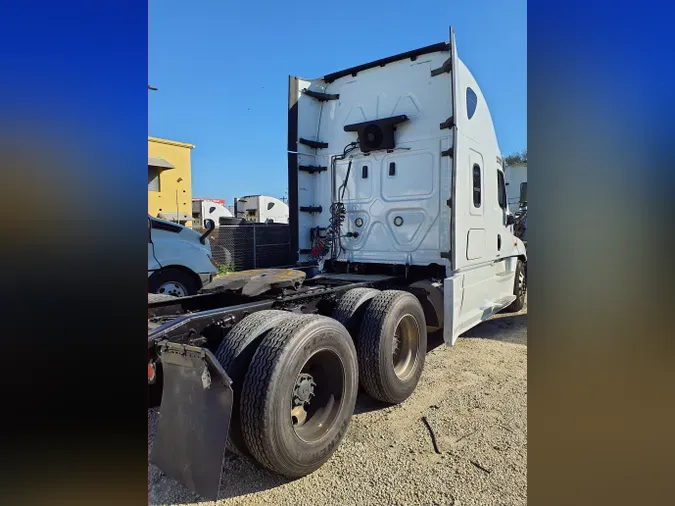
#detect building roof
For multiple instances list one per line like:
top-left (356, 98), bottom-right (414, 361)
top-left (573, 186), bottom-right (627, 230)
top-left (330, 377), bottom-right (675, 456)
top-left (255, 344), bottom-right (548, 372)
top-left (148, 136), bottom-right (195, 149)
top-left (148, 156), bottom-right (175, 169)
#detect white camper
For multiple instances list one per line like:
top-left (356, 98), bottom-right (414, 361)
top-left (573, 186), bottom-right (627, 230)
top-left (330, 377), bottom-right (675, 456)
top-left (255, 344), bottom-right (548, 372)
top-left (234, 195), bottom-right (289, 223)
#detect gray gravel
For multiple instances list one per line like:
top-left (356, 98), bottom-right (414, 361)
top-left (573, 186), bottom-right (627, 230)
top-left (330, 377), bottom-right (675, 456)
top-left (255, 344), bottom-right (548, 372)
top-left (149, 300), bottom-right (527, 506)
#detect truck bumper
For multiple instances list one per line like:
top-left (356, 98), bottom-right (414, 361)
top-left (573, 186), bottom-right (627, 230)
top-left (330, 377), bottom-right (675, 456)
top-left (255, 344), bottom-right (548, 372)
top-left (199, 273), bottom-right (214, 287)
top-left (149, 341), bottom-right (233, 501)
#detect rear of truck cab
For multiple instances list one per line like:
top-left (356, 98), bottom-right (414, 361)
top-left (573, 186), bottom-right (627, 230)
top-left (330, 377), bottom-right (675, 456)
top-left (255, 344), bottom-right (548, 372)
top-left (288, 27), bottom-right (526, 345)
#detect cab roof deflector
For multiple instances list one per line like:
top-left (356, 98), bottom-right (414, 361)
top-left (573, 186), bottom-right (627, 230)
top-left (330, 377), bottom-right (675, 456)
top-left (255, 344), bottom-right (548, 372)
top-left (322, 42), bottom-right (450, 83)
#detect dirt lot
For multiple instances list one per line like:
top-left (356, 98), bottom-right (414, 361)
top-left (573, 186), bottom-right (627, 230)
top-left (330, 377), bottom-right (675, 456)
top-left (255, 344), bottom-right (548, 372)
top-left (149, 301), bottom-right (527, 506)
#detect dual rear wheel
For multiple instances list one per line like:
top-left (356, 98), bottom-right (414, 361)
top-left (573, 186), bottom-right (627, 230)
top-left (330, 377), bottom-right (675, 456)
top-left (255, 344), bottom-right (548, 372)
top-left (333, 289), bottom-right (427, 403)
top-left (214, 290), bottom-right (426, 477)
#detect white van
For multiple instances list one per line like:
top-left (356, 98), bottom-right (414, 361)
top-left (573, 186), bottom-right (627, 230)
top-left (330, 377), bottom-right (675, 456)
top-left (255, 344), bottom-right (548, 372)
top-left (148, 216), bottom-right (217, 296)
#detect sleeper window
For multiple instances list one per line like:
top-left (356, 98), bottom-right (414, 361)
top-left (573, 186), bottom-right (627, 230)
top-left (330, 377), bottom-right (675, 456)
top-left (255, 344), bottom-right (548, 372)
top-left (472, 164), bottom-right (481, 207)
top-left (497, 170), bottom-right (507, 209)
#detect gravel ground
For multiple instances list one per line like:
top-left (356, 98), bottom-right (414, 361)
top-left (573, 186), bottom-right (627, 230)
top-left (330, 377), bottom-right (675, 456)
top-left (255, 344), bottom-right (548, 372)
top-left (149, 300), bottom-right (527, 506)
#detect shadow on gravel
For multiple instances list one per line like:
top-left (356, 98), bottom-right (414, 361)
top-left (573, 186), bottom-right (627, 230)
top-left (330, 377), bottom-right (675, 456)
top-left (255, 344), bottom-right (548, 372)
top-left (149, 451), bottom-right (291, 506)
top-left (461, 312), bottom-right (528, 345)
top-left (148, 408), bottom-right (290, 506)
top-left (427, 330), bottom-right (446, 353)
top-left (353, 390), bottom-right (390, 414)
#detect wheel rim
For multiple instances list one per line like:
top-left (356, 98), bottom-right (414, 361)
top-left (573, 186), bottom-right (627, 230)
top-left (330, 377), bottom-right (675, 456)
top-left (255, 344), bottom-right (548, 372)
top-left (157, 281), bottom-right (186, 297)
top-left (517, 270), bottom-right (525, 297)
top-left (392, 314), bottom-right (421, 381)
top-left (291, 349), bottom-right (345, 443)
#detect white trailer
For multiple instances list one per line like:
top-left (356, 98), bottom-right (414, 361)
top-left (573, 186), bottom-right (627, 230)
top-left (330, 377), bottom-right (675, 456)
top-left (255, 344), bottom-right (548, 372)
top-left (234, 195), bottom-right (289, 223)
top-left (148, 27), bottom-right (527, 500)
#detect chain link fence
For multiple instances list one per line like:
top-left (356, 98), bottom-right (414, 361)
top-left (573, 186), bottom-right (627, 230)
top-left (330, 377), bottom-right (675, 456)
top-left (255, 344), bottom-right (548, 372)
top-left (193, 223), bottom-right (294, 271)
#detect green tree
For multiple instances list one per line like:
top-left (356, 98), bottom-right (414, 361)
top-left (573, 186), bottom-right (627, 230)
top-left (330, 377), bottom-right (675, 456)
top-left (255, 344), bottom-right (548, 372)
top-left (504, 148), bottom-right (527, 167)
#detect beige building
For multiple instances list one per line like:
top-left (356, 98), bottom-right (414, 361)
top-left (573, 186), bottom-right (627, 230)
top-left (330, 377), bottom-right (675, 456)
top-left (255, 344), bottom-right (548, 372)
top-left (148, 136), bottom-right (195, 225)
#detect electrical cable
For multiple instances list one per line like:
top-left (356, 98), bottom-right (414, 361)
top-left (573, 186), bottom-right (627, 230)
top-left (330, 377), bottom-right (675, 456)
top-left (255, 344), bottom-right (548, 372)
top-left (309, 141), bottom-right (360, 263)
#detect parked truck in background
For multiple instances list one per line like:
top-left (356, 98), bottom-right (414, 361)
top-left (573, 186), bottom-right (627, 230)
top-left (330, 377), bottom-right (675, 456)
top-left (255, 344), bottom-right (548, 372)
top-left (148, 27), bottom-right (527, 500)
top-left (192, 198), bottom-right (234, 227)
top-left (234, 194), bottom-right (290, 223)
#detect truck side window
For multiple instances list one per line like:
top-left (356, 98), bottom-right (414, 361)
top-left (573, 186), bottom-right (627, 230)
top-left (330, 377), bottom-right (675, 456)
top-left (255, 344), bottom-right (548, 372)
top-left (472, 164), bottom-right (481, 207)
top-left (497, 170), bottom-right (507, 209)
top-left (267, 202), bottom-right (275, 210)
top-left (467, 88), bottom-right (478, 119)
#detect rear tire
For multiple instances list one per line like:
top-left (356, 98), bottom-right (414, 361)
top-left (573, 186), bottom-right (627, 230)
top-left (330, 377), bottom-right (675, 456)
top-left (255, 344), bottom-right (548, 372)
top-left (332, 288), bottom-right (380, 340)
top-left (214, 310), bottom-right (296, 456)
top-left (503, 259), bottom-right (526, 313)
top-left (358, 290), bottom-right (427, 404)
top-left (241, 315), bottom-right (358, 478)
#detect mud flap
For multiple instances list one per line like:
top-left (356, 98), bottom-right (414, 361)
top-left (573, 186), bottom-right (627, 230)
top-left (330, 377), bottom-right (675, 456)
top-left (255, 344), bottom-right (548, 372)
top-left (150, 342), bottom-right (233, 501)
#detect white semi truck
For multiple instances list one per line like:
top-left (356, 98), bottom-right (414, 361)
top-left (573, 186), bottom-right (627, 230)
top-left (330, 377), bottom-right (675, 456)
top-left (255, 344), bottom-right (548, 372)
top-left (234, 194), bottom-right (290, 223)
top-left (148, 27), bottom-right (526, 500)
top-left (192, 198), bottom-right (234, 227)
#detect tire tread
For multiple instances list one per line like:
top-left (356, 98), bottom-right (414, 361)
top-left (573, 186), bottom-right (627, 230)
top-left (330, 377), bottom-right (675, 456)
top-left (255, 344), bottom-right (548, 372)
top-left (358, 290), bottom-right (426, 403)
top-left (214, 310), bottom-right (295, 454)
top-left (241, 314), bottom-right (357, 476)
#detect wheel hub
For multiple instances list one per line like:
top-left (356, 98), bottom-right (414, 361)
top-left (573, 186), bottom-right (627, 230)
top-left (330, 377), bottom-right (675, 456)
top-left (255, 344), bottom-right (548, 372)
top-left (293, 373), bottom-right (316, 405)
top-left (393, 332), bottom-right (401, 354)
top-left (158, 282), bottom-right (186, 297)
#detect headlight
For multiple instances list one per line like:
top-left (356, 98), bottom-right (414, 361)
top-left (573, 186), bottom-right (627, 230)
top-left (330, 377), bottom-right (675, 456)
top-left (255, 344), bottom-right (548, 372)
top-left (209, 255), bottom-right (218, 268)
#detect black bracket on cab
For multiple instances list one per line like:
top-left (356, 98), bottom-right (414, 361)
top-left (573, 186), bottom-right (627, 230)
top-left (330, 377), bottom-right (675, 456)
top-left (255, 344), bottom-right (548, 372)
top-left (441, 148), bottom-right (453, 157)
top-left (431, 57), bottom-right (452, 77)
top-left (299, 138), bottom-right (328, 149)
top-left (300, 206), bottom-right (322, 214)
top-left (440, 116), bottom-right (454, 130)
top-left (302, 88), bottom-right (340, 102)
top-left (299, 165), bottom-right (327, 174)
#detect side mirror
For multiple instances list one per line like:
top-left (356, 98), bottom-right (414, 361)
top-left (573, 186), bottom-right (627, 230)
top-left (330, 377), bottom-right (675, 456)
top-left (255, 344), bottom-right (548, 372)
top-left (506, 214), bottom-right (515, 226)
top-left (200, 219), bottom-right (216, 244)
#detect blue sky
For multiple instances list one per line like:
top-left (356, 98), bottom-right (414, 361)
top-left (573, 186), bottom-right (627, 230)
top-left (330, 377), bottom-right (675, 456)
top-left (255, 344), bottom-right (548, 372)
top-left (149, 0), bottom-right (526, 205)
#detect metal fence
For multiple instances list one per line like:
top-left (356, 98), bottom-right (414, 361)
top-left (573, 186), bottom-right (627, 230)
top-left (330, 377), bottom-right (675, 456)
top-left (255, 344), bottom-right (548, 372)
top-left (194, 223), bottom-right (294, 271)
